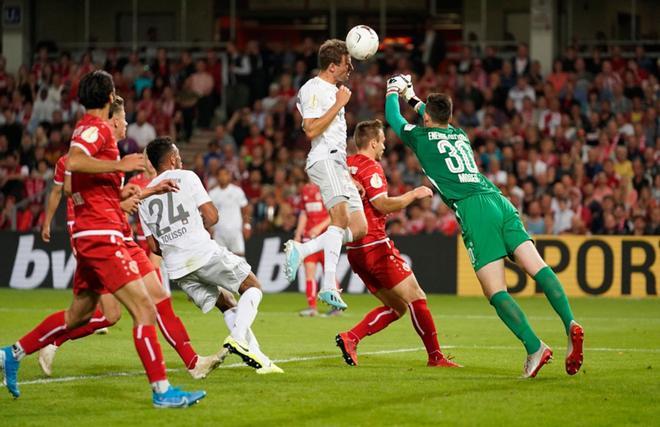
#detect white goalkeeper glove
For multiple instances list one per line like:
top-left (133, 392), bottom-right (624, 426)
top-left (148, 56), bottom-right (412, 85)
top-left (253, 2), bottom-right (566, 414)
top-left (400, 74), bottom-right (424, 112)
top-left (386, 75), bottom-right (408, 96)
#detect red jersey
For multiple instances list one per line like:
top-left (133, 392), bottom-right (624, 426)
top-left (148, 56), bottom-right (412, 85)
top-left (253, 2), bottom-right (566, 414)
top-left (299, 183), bottom-right (329, 239)
top-left (69, 114), bottom-right (124, 236)
top-left (53, 155), bottom-right (75, 225)
top-left (128, 172), bottom-right (153, 239)
top-left (346, 154), bottom-right (388, 248)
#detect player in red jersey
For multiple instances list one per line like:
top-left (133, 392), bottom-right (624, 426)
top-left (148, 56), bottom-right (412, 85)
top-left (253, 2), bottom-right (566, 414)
top-left (294, 182), bottom-right (331, 316)
top-left (335, 119), bottom-right (460, 368)
top-left (37, 97), bottom-right (224, 381)
top-left (0, 71), bottom-right (205, 407)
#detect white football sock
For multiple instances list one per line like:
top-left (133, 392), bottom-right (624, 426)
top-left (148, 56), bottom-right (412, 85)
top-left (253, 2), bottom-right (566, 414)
top-left (223, 308), bottom-right (271, 366)
top-left (151, 379), bottom-right (171, 394)
top-left (231, 287), bottom-right (263, 342)
top-left (342, 227), bottom-right (354, 244)
top-left (321, 225), bottom-right (344, 291)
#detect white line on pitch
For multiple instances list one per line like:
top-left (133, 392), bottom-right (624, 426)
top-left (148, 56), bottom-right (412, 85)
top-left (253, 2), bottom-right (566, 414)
top-left (16, 344), bottom-right (660, 387)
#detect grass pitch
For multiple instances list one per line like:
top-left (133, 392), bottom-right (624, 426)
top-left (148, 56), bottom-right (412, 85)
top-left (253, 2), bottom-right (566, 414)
top-left (0, 289), bottom-right (659, 426)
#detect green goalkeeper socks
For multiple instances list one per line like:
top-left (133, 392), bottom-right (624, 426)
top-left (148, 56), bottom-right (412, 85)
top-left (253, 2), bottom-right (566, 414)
top-left (490, 291), bottom-right (541, 355)
top-left (534, 266), bottom-right (575, 334)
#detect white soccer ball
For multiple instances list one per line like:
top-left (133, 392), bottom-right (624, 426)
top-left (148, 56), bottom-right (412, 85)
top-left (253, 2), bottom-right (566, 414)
top-left (346, 25), bottom-right (379, 60)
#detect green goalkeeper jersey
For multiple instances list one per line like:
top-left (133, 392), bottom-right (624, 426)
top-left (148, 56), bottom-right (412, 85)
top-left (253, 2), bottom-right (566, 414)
top-left (385, 93), bottom-right (499, 208)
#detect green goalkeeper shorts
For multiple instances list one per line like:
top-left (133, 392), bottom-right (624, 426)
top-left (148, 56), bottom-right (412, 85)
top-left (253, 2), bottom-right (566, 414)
top-left (454, 193), bottom-right (532, 272)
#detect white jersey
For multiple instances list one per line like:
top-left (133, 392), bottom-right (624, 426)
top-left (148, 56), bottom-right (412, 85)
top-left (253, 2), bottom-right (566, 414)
top-left (296, 76), bottom-right (347, 169)
top-left (139, 169), bottom-right (217, 280)
top-left (208, 183), bottom-right (247, 236)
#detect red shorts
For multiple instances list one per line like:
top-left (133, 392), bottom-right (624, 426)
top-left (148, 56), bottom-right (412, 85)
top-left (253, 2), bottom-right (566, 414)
top-left (125, 238), bottom-right (156, 277)
top-left (304, 251), bottom-right (324, 265)
top-left (347, 240), bottom-right (412, 294)
top-left (72, 233), bottom-right (141, 295)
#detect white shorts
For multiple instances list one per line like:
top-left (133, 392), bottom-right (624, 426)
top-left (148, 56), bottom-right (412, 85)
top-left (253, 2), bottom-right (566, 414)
top-left (215, 229), bottom-right (246, 255)
top-left (306, 158), bottom-right (363, 212)
top-left (171, 243), bottom-right (251, 313)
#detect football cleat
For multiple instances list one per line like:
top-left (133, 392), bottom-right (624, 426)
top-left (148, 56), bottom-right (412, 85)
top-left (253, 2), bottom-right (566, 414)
top-left (94, 327), bottom-right (110, 335)
top-left (38, 344), bottom-right (58, 377)
top-left (1, 346), bottom-right (20, 398)
top-left (522, 341), bottom-right (553, 378)
top-left (188, 349), bottom-right (228, 380)
top-left (283, 240), bottom-right (302, 282)
top-left (335, 332), bottom-right (358, 366)
top-left (152, 386), bottom-right (206, 408)
top-left (565, 321), bottom-right (584, 375)
top-left (299, 307), bottom-right (318, 317)
top-left (223, 336), bottom-right (265, 369)
top-left (256, 363), bottom-right (284, 374)
top-left (318, 289), bottom-right (348, 310)
top-left (427, 352), bottom-right (462, 368)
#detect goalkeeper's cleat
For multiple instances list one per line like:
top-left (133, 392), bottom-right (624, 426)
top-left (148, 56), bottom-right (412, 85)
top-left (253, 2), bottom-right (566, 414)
top-left (223, 336), bottom-right (265, 370)
top-left (522, 342), bottom-right (553, 378)
top-left (427, 351), bottom-right (462, 368)
top-left (94, 327), bottom-right (109, 335)
top-left (188, 349), bottom-right (228, 380)
top-left (565, 321), bottom-right (584, 375)
top-left (299, 307), bottom-right (318, 317)
top-left (38, 344), bottom-right (58, 377)
top-left (318, 289), bottom-right (348, 310)
top-left (1, 346), bottom-right (20, 398)
top-left (256, 363), bottom-right (284, 375)
top-left (283, 240), bottom-right (302, 282)
top-left (152, 386), bottom-right (206, 408)
top-left (336, 332), bottom-right (358, 366)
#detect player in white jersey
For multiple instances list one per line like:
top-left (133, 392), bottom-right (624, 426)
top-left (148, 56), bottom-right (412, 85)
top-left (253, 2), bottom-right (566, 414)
top-left (285, 39), bottom-right (368, 311)
top-left (208, 167), bottom-right (250, 257)
top-left (139, 137), bottom-right (282, 374)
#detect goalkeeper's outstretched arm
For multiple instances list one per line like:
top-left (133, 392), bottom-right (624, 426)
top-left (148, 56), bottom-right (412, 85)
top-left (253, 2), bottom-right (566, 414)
top-left (385, 93), bottom-right (409, 139)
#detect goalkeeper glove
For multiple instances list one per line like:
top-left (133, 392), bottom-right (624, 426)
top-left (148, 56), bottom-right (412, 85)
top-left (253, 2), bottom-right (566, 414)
top-left (400, 74), bottom-right (423, 112)
top-left (386, 75), bottom-right (407, 96)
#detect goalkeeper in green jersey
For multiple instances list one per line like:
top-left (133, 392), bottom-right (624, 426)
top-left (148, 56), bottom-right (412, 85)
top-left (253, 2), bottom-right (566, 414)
top-left (384, 75), bottom-right (584, 378)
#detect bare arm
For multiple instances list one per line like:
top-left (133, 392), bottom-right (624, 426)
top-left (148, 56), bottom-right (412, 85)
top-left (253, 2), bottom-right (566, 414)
top-left (138, 179), bottom-right (180, 200)
top-left (66, 146), bottom-right (145, 174)
top-left (294, 210), bottom-right (308, 242)
top-left (371, 186), bottom-right (433, 215)
top-left (302, 86), bottom-right (351, 140)
top-left (199, 201), bottom-right (219, 231)
top-left (63, 173), bottom-right (72, 196)
top-left (41, 185), bottom-right (62, 242)
top-left (241, 204), bottom-right (252, 239)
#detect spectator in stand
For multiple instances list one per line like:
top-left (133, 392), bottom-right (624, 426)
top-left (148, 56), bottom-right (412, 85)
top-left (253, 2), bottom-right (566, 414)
top-left (190, 59), bottom-right (215, 128)
top-left (126, 109), bottom-right (156, 150)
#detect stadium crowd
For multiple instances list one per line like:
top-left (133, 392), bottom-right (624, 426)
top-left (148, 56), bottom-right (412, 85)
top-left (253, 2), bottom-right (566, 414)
top-left (0, 38), bottom-right (658, 236)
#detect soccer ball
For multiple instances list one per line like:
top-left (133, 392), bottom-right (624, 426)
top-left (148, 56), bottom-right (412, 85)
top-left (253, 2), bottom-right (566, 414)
top-left (346, 25), bottom-right (379, 60)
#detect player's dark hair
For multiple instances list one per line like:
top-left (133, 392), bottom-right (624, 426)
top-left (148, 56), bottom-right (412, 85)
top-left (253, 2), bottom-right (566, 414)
top-left (108, 96), bottom-right (124, 119)
top-left (78, 70), bottom-right (115, 109)
top-left (425, 93), bottom-right (453, 124)
top-left (318, 39), bottom-right (349, 70)
top-left (146, 137), bottom-right (174, 171)
top-left (354, 119), bottom-right (383, 149)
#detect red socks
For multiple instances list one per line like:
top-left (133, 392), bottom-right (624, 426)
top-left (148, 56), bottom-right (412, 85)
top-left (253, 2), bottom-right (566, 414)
top-left (18, 310), bottom-right (69, 355)
top-left (409, 299), bottom-right (442, 360)
top-left (133, 325), bottom-right (167, 383)
top-left (155, 298), bottom-right (198, 369)
top-left (306, 280), bottom-right (317, 309)
top-left (348, 306), bottom-right (400, 342)
top-left (53, 309), bottom-right (115, 347)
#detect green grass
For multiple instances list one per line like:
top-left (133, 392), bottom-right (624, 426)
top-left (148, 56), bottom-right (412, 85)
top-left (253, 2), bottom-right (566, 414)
top-left (0, 289), bottom-right (659, 426)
